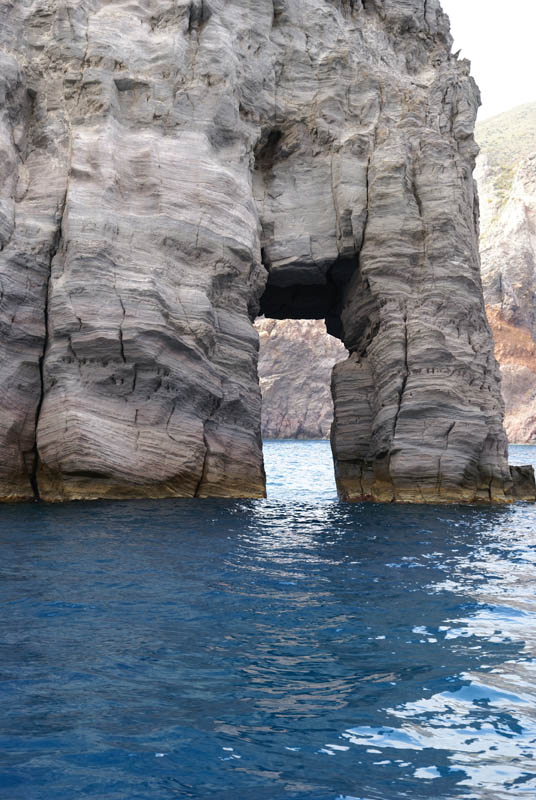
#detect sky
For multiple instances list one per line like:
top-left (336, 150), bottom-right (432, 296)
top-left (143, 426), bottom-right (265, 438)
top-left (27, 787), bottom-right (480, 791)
top-left (440, 0), bottom-right (536, 119)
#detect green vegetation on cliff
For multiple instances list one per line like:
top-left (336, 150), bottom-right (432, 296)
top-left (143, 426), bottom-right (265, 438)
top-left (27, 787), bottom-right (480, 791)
top-left (476, 102), bottom-right (536, 203)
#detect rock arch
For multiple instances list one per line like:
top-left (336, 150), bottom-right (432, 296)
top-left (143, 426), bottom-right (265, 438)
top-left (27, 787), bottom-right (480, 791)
top-left (0, 0), bottom-right (533, 502)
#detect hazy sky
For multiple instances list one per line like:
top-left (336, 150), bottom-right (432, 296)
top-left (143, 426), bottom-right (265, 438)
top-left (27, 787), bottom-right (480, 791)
top-left (440, 0), bottom-right (536, 119)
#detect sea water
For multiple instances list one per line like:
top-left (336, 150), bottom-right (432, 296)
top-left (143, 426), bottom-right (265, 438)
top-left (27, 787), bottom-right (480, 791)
top-left (1, 442), bottom-right (536, 800)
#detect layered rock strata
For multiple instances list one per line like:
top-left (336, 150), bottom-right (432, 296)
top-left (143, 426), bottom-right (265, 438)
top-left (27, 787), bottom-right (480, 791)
top-left (257, 104), bottom-right (536, 449)
top-left (0, 0), bottom-right (269, 501)
top-left (0, 0), bottom-right (533, 503)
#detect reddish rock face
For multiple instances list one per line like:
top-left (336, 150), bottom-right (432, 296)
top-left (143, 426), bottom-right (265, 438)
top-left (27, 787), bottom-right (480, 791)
top-left (477, 108), bottom-right (536, 445)
top-left (0, 1), bottom-right (532, 503)
top-left (486, 308), bottom-right (536, 444)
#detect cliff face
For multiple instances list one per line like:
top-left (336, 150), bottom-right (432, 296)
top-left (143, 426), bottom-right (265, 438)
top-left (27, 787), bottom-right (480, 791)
top-left (477, 104), bottom-right (536, 443)
top-left (1, 0), bottom-right (531, 503)
top-left (481, 158), bottom-right (536, 442)
top-left (257, 319), bottom-right (346, 440)
top-left (258, 104), bottom-right (536, 449)
top-left (1, 0), bottom-right (271, 502)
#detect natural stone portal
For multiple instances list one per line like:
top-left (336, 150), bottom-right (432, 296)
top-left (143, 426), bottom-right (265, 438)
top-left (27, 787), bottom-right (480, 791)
top-left (0, 0), bottom-right (534, 503)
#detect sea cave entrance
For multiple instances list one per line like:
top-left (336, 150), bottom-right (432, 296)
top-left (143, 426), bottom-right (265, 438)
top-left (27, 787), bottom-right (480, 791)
top-left (258, 255), bottom-right (357, 340)
top-left (255, 264), bottom-right (350, 494)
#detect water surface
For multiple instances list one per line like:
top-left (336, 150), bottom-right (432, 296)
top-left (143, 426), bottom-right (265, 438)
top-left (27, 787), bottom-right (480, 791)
top-left (1, 442), bottom-right (536, 799)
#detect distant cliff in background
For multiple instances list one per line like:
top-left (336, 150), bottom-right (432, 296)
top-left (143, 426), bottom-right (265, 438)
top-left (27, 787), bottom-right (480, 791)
top-left (257, 102), bottom-right (536, 443)
top-left (257, 319), bottom-right (346, 439)
top-left (478, 103), bottom-right (536, 443)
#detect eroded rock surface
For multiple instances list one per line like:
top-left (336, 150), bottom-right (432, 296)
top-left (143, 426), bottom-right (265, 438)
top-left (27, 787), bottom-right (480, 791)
top-left (258, 104), bottom-right (536, 451)
top-left (0, 0), bottom-right (532, 502)
top-left (1, 0), bottom-right (268, 501)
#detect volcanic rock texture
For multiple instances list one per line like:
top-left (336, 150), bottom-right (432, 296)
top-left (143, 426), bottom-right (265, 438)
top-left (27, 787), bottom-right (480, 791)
top-left (0, 0), bottom-right (533, 502)
top-left (259, 103), bottom-right (536, 449)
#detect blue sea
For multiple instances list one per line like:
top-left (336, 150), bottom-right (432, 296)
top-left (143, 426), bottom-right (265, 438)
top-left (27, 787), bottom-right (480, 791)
top-left (1, 441), bottom-right (536, 800)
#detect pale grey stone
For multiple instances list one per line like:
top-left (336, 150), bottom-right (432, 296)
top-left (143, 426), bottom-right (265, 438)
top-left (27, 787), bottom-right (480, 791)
top-left (0, 0), bottom-right (532, 503)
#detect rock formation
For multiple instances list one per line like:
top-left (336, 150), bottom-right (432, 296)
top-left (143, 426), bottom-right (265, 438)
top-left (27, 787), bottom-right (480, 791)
top-left (1, 0), bottom-right (533, 503)
top-left (258, 103), bottom-right (536, 449)
top-left (477, 104), bottom-right (536, 443)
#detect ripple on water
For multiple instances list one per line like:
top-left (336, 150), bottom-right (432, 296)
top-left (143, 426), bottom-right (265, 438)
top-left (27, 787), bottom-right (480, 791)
top-left (0, 442), bottom-right (535, 799)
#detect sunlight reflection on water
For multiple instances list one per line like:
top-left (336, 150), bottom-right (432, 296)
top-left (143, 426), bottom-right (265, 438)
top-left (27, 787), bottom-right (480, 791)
top-left (0, 443), bottom-right (535, 799)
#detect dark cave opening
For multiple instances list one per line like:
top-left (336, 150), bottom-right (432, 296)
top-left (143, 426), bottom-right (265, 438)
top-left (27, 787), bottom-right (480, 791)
top-left (256, 252), bottom-right (352, 446)
top-left (258, 254), bottom-right (356, 340)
